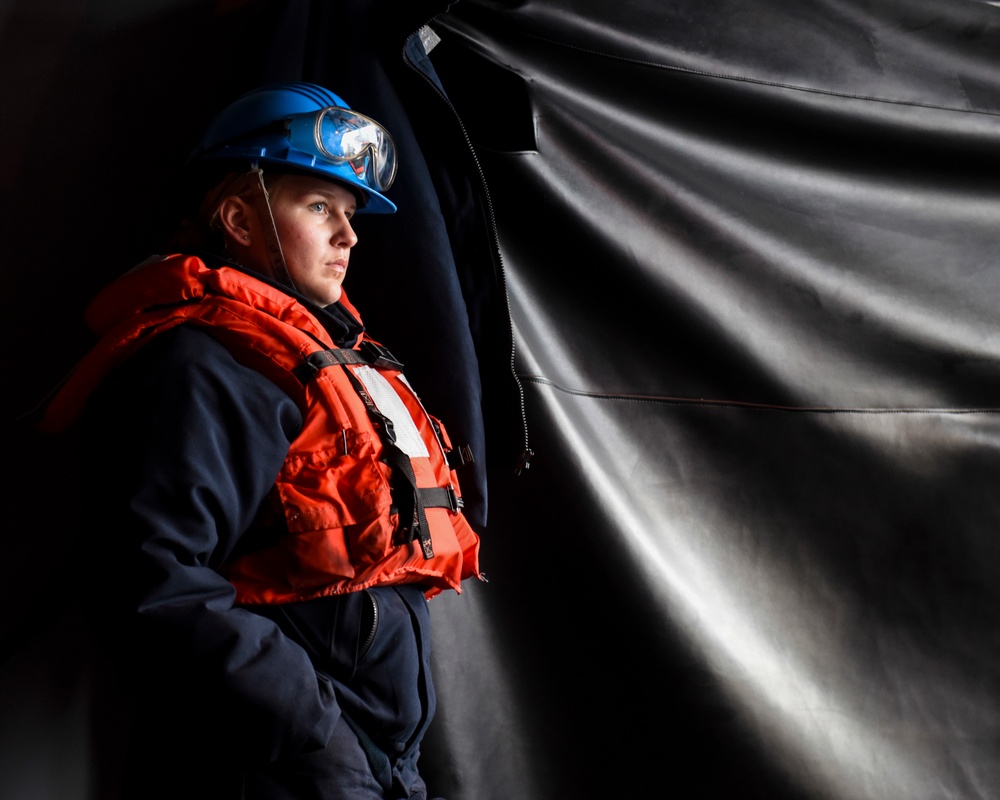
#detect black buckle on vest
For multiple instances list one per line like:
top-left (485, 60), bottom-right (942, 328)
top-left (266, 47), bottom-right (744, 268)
top-left (444, 485), bottom-right (463, 512)
top-left (394, 514), bottom-right (436, 560)
top-left (446, 444), bottom-right (475, 471)
top-left (359, 340), bottom-right (404, 370)
top-left (293, 350), bottom-right (334, 382)
top-left (293, 348), bottom-right (366, 383)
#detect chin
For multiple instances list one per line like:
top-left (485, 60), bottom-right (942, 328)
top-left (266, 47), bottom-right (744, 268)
top-left (306, 286), bottom-right (342, 307)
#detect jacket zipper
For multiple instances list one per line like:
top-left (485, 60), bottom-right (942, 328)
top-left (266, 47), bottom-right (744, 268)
top-left (402, 18), bottom-right (534, 476)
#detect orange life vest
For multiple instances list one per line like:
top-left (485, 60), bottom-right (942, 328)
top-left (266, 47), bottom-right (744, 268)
top-left (42, 254), bottom-right (481, 602)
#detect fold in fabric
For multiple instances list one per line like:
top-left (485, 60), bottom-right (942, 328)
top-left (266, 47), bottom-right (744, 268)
top-left (426, 2), bottom-right (1000, 798)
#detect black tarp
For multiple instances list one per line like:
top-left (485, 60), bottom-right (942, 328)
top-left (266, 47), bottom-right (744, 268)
top-left (4, 1), bottom-right (1000, 798)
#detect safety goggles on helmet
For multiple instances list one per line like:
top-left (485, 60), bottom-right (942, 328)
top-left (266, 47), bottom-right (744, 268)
top-left (286, 106), bottom-right (397, 193)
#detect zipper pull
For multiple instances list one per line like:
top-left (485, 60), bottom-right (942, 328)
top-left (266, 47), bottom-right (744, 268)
top-left (514, 447), bottom-right (534, 476)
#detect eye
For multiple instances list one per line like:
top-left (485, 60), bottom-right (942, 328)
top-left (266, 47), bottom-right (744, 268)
top-left (309, 201), bottom-right (327, 213)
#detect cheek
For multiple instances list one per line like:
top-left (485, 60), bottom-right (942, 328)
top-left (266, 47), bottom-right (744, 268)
top-left (275, 224), bottom-right (314, 260)
top-left (286, 221), bottom-right (325, 249)
top-left (283, 231), bottom-right (329, 279)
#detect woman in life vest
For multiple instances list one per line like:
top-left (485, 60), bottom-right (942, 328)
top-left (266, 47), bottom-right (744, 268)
top-left (43, 83), bottom-right (481, 800)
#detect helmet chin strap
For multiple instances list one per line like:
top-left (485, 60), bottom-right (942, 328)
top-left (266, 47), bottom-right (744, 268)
top-left (249, 163), bottom-right (299, 294)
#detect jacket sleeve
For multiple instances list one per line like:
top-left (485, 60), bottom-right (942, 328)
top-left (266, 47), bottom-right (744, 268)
top-left (80, 325), bottom-right (339, 763)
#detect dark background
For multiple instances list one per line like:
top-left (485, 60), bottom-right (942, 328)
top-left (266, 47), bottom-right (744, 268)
top-left (4, 1), bottom-right (1000, 798)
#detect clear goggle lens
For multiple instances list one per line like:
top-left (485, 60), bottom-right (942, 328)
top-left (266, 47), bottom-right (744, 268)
top-left (286, 107), bottom-right (397, 192)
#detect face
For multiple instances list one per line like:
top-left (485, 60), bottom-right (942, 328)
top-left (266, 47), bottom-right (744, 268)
top-left (244, 174), bottom-right (359, 306)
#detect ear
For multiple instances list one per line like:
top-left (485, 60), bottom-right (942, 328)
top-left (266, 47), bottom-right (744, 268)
top-left (217, 195), bottom-right (256, 248)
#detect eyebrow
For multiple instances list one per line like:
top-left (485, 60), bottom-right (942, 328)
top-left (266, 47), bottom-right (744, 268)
top-left (306, 189), bottom-right (356, 209)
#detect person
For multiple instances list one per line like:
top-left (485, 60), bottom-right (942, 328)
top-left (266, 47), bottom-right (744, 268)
top-left (40, 82), bottom-right (482, 800)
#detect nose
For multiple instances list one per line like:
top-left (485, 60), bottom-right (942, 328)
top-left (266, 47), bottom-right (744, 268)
top-left (334, 213), bottom-right (358, 249)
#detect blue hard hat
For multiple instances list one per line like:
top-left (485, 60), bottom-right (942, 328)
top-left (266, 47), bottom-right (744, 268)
top-left (191, 82), bottom-right (397, 214)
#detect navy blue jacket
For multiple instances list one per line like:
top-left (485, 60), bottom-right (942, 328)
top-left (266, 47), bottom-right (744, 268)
top-left (80, 289), bottom-right (434, 793)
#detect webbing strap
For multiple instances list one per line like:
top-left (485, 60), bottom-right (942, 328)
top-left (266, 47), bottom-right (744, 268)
top-left (292, 348), bottom-right (368, 383)
top-left (380, 445), bottom-right (434, 559)
top-left (292, 340), bottom-right (404, 384)
top-left (419, 486), bottom-right (464, 513)
top-left (338, 362), bottom-right (436, 559)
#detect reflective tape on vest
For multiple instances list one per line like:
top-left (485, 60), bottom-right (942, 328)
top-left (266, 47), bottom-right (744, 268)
top-left (350, 365), bottom-right (429, 458)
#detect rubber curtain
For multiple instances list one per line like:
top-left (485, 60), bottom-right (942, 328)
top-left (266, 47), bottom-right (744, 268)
top-left (4, 1), bottom-right (1000, 799)
top-left (423, 2), bottom-right (1000, 799)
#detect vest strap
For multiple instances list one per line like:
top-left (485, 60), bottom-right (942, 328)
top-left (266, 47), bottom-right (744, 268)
top-left (338, 357), bottom-right (437, 559)
top-left (293, 340), bottom-right (405, 383)
top-left (293, 348), bottom-right (367, 382)
top-left (419, 486), bottom-right (464, 513)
